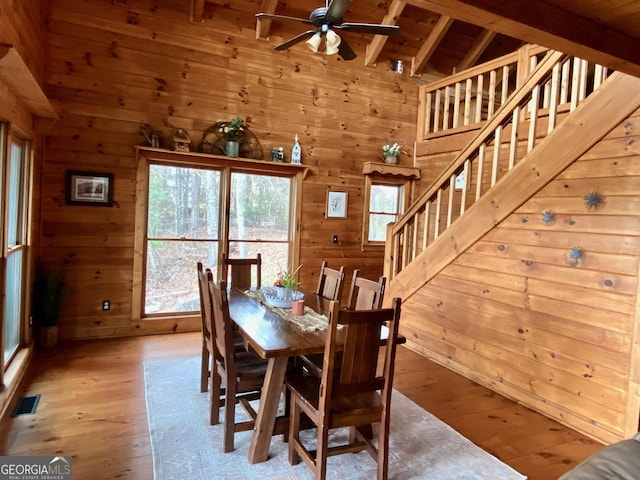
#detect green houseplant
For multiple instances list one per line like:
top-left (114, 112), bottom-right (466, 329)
top-left (32, 266), bottom-right (68, 347)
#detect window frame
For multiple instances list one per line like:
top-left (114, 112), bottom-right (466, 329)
top-left (133, 148), bottom-right (304, 322)
top-left (361, 175), bottom-right (412, 250)
top-left (0, 123), bottom-right (33, 371)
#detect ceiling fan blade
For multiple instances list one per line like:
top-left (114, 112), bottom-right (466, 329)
top-left (337, 23), bottom-right (400, 35)
top-left (338, 39), bottom-right (357, 61)
top-left (275, 30), bottom-right (317, 51)
top-left (325, 0), bottom-right (352, 24)
top-left (255, 13), bottom-right (313, 26)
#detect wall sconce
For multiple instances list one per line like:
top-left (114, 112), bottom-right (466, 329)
top-left (390, 59), bottom-right (403, 74)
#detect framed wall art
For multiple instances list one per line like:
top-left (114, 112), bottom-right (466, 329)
top-left (66, 170), bottom-right (114, 206)
top-left (326, 190), bottom-right (347, 219)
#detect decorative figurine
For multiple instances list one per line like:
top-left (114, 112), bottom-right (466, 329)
top-left (291, 134), bottom-right (301, 164)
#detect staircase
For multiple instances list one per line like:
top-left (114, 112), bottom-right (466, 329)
top-left (382, 45), bottom-right (640, 444)
top-left (384, 47), bottom-right (634, 303)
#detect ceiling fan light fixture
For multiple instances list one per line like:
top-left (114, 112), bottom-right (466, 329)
top-left (306, 32), bottom-right (322, 53)
top-left (325, 29), bottom-right (341, 55)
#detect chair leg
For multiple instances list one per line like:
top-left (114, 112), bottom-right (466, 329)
top-left (288, 396), bottom-right (301, 465)
top-left (210, 366), bottom-right (222, 425)
top-left (223, 381), bottom-right (237, 453)
top-left (200, 346), bottom-right (209, 393)
top-left (315, 421), bottom-right (330, 480)
top-left (377, 413), bottom-right (390, 480)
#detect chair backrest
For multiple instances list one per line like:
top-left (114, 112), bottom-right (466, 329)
top-left (222, 253), bottom-right (262, 291)
top-left (346, 269), bottom-right (386, 310)
top-left (314, 261), bottom-right (346, 302)
top-left (197, 262), bottom-right (214, 345)
top-left (321, 298), bottom-right (401, 416)
top-left (208, 279), bottom-right (237, 373)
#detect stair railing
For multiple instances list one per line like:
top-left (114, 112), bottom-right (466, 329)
top-left (387, 49), bottom-right (610, 281)
top-left (417, 44), bottom-right (610, 140)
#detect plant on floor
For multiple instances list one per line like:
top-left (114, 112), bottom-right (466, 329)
top-left (32, 265), bottom-right (69, 346)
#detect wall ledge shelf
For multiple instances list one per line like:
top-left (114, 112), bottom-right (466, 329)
top-left (362, 161), bottom-right (421, 179)
top-left (0, 43), bottom-right (58, 129)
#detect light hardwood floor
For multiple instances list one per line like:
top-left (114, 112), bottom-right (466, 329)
top-left (0, 332), bottom-right (602, 479)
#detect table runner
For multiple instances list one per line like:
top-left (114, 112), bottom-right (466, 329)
top-left (244, 289), bottom-right (330, 332)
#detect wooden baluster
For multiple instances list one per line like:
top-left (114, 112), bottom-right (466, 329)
top-left (548, 62), bottom-right (561, 133)
top-left (460, 159), bottom-right (470, 215)
top-left (434, 189), bottom-right (442, 239)
top-left (443, 85), bottom-right (451, 131)
top-left (422, 201), bottom-right (430, 250)
top-left (463, 78), bottom-right (472, 126)
top-left (475, 74), bottom-right (484, 122)
top-left (527, 84), bottom-right (540, 153)
top-left (560, 59), bottom-right (570, 104)
top-left (508, 106), bottom-right (520, 169)
top-left (434, 89), bottom-right (441, 133)
top-left (475, 142), bottom-right (486, 201)
top-left (453, 82), bottom-right (461, 128)
top-left (570, 56), bottom-right (581, 111)
top-left (488, 69), bottom-right (497, 118)
top-left (491, 126), bottom-right (502, 186)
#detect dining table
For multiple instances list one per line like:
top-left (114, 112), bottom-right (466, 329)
top-left (226, 287), bottom-right (402, 464)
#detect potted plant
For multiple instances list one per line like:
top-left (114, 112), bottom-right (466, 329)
top-left (32, 266), bottom-right (68, 347)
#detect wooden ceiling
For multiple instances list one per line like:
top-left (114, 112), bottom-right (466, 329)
top-left (191, 0), bottom-right (640, 79)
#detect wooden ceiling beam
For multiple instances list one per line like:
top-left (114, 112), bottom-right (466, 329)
top-left (190, 0), bottom-right (205, 23)
top-left (256, 0), bottom-right (279, 40)
top-left (406, 0), bottom-right (640, 77)
top-left (411, 14), bottom-right (453, 75)
top-left (457, 29), bottom-right (496, 71)
top-left (364, 0), bottom-right (406, 66)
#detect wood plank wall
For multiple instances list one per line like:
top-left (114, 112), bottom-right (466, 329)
top-left (40, 0), bottom-right (422, 339)
top-left (405, 107), bottom-right (640, 444)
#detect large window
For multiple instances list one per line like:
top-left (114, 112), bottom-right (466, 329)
top-left (136, 151), bottom-right (301, 319)
top-left (1, 125), bottom-right (31, 365)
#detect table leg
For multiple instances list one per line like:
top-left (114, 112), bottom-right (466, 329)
top-left (248, 356), bottom-right (289, 464)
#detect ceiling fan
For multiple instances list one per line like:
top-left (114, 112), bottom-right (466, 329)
top-left (256, 0), bottom-right (400, 61)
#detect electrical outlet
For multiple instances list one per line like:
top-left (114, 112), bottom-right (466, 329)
top-left (102, 300), bottom-right (110, 311)
top-left (332, 235), bottom-right (338, 244)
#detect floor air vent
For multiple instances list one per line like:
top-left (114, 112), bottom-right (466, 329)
top-left (13, 394), bottom-right (41, 416)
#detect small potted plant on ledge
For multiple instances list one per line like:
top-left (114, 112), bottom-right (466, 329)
top-left (382, 141), bottom-right (402, 164)
top-left (32, 265), bottom-right (68, 347)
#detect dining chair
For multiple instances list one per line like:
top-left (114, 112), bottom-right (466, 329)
top-left (286, 297), bottom-right (402, 480)
top-left (301, 269), bottom-right (387, 379)
top-left (314, 261), bottom-right (346, 302)
top-left (346, 269), bottom-right (386, 310)
top-left (222, 252), bottom-right (262, 291)
top-left (209, 278), bottom-right (269, 452)
top-left (196, 262), bottom-right (216, 393)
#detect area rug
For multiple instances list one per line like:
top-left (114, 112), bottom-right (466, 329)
top-left (144, 357), bottom-right (527, 480)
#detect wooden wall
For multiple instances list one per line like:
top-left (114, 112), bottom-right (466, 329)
top-left (403, 106), bottom-right (640, 443)
top-left (41, 0), bottom-right (422, 339)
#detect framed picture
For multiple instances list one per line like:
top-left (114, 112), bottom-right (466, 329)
top-left (326, 190), bottom-right (348, 219)
top-left (66, 170), bottom-right (114, 206)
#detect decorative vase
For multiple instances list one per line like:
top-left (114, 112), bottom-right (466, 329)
top-left (225, 140), bottom-right (240, 157)
top-left (384, 155), bottom-right (398, 164)
top-left (276, 287), bottom-right (292, 299)
top-left (37, 325), bottom-right (58, 347)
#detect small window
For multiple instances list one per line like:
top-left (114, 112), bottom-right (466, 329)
top-left (362, 176), bottom-right (410, 249)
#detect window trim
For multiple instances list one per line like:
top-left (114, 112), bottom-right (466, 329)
top-left (361, 175), bottom-right (412, 251)
top-left (133, 147), bottom-right (304, 322)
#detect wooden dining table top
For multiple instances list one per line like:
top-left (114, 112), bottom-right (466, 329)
top-left (227, 287), bottom-right (402, 360)
top-left (227, 287), bottom-right (335, 359)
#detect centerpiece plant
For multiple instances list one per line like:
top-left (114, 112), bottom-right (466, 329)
top-left (274, 263), bottom-right (302, 289)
